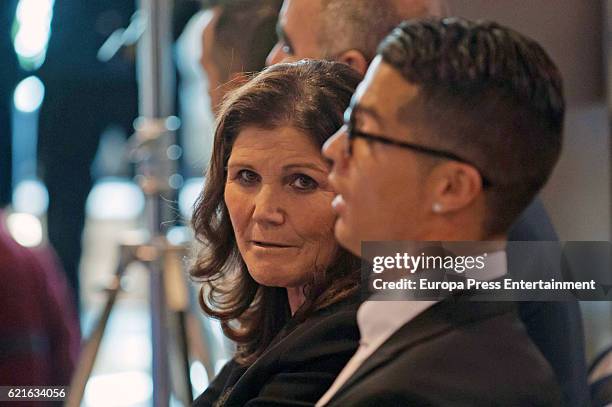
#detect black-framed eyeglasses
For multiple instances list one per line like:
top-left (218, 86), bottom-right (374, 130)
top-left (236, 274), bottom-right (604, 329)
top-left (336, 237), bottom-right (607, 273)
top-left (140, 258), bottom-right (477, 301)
top-left (342, 110), bottom-right (493, 188)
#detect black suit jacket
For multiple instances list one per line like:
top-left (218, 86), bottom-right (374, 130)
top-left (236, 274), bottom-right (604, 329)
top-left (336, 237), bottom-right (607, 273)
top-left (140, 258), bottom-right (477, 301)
top-left (193, 294), bottom-right (360, 406)
top-left (509, 199), bottom-right (589, 406)
top-left (326, 297), bottom-right (562, 406)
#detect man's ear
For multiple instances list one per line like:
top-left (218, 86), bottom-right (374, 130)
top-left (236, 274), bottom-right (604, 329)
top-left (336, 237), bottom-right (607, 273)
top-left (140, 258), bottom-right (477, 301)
top-left (337, 49), bottom-right (369, 76)
top-left (428, 162), bottom-right (483, 214)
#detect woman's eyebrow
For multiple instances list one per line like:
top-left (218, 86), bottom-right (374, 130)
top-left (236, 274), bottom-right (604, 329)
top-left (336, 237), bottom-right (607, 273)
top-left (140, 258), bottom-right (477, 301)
top-left (282, 163), bottom-right (328, 173)
top-left (226, 162), bottom-right (255, 170)
top-left (226, 162), bottom-right (328, 173)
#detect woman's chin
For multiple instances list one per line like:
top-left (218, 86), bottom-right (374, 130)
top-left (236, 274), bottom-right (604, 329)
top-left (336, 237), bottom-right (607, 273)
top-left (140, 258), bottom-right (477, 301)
top-left (248, 268), bottom-right (306, 289)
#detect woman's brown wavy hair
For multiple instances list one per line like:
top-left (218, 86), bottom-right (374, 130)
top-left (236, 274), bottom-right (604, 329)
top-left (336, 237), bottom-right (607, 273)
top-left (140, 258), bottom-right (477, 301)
top-left (191, 60), bottom-right (362, 365)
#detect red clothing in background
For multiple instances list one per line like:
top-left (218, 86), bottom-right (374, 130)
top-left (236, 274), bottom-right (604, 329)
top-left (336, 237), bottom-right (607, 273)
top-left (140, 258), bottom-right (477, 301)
top-left (0, 211), bottom-right (80, 385)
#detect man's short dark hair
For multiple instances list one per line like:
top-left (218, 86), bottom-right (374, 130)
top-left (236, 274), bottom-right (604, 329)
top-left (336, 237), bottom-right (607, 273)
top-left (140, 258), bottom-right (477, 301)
top-left (212, 0), bottom-right (282, 80)
top-left (378, 18), bottom-right (565, 235)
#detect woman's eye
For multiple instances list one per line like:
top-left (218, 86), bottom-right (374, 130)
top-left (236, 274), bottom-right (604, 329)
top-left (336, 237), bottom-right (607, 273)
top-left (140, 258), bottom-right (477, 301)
top-left (236, 169), bottom-right (260, 185)
top-left (290, 174), bottom-right (318, 191)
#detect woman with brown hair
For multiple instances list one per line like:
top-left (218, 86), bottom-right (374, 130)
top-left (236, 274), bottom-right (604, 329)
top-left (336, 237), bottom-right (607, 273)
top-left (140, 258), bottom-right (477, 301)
top-left (191, 60), bottom-right (362, 406)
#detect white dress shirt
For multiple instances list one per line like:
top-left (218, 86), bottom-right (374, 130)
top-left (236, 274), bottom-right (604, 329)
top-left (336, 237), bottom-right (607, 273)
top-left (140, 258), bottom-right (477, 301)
top-left (316, 250), bottom-right (508, 406)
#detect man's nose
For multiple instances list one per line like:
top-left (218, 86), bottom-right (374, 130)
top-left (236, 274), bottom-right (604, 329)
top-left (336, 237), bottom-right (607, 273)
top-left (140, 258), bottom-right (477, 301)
top-left (323, 125), bottom-right (348, 167)
top-left (252, 184), bottom-right (285, 225)
top-left (266, 43), bottom-right (285, 66)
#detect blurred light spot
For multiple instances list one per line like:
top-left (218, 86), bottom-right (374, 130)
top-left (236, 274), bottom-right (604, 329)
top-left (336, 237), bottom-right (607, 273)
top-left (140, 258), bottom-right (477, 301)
top-left (13, 25), bottom-right (50, 58)
top-left (86, 178), bottom-right (145, 221)
top-left (115, 335), bottom-right (151, 370)
top-left (84, 371), bottom-right (152, 407)
top-left (133, 117), bottom-right (145, 131)
top-left (165, 116), bottom-right (181, 131)
top-left (12, 179), bottom-right (49, 216)
top-left (13, 76), bottom-right (45, 113)
top-left (215, 358), bottom-right (229, 375)
top-left (166, 226), bottom-right (191, 246)
top-left (169, 173), bottom-right (184, 190)
top-left (97, 11), bottom-right (146, 62)
top-left (170, 395), bottom-right (184, 407)
top-left (178, 177), bottom-right (204, 219)
top-left (13, 0), bottom-right (54, 69)
top-left (6, 212), bottom-right (43, 248)
top-left (190, 361), bottom-right (209, 395)
top-left (15, 0), bottom-right (53, 23)
top-left (96, 28), bottom-right (126, 62)
top-left (166, 144), bottom-right (182, 161)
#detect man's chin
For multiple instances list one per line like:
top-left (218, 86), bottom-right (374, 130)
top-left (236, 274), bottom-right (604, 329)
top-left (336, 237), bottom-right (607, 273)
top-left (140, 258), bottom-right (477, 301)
top-left (334, 219), bottom-right (361, 257)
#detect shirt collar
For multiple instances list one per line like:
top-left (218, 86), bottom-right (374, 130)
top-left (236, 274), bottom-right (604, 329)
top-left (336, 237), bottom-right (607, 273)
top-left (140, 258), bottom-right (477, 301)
top-left (357, 250), bottom-right (507, 348)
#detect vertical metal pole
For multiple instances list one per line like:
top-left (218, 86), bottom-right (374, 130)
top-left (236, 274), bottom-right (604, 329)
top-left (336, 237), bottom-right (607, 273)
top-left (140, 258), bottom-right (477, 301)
top-left (136, 0), bottom-right (175, 405)
top-left (137, 0), bottom-right (174, 119)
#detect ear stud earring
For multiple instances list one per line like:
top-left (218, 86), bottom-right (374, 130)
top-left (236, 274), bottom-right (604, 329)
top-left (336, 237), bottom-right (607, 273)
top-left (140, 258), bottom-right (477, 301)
top-left (432, 203), bottom-right (443, 213)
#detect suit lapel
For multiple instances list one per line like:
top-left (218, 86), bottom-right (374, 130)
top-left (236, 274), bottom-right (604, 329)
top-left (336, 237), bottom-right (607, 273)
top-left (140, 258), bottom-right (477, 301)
top-left (327, 298), bottom-right (515, 404)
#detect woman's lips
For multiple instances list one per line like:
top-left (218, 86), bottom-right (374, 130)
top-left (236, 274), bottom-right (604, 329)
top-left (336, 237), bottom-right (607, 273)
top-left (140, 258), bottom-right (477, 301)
top-left (248, 241), bottom-right (298, 256)
top-left (250, 241), bottom-right (295, 248)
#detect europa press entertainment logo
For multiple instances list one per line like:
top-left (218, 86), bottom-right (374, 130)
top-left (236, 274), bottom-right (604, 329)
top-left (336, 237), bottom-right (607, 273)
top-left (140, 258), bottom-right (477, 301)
top-left (361, 241), bottom-right (610, 302)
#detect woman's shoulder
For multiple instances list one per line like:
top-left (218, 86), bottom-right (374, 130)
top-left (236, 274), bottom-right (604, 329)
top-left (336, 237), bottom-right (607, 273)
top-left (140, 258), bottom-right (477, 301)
top-left (277, 292), bottom-right (361, 357)
top-left (229, 294), bottom-right (361, 406)
top-left (194, 294), bottom-right (362, 407)
top-left (193, 359), bottom-right (245, 407)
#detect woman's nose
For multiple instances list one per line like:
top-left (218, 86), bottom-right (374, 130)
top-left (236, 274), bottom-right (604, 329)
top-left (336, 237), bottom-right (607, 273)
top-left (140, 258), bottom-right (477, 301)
top-left (252, 185), bottom-right (285, 226)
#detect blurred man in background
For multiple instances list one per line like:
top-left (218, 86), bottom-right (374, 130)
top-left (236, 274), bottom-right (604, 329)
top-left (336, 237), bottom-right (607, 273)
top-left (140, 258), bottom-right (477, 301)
top-left (37, 1), bottom-right (139, 310)
top-left (199, 0), bottom-right (282, 113)
top-left (265, 0), bottom-right (589, 405)
top-left (266, 0), bottom-right (444, 75)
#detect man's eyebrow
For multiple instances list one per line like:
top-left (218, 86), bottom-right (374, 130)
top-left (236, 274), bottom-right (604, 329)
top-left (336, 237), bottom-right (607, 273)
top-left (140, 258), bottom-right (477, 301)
top-left (348, 104), bottom-right (383, 125)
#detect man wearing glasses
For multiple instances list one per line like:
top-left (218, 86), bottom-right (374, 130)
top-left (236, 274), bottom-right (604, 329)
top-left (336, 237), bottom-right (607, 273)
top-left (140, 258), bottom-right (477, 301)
top-left (267, 2), bottom-right (588, 404)
top-left (317, 18), bottom-right (565, 405)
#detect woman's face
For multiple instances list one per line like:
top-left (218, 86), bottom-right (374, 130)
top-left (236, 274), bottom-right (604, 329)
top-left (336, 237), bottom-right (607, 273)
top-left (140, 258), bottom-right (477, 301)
top-left (224, 126), bottom-right (339, 288)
